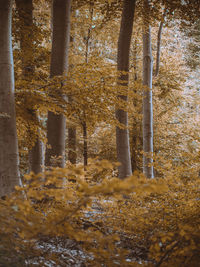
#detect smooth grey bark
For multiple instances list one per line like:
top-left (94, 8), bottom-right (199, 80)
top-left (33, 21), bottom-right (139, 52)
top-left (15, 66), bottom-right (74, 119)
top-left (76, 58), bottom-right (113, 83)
top-left (16, 0), bottom-right (44, 174)
top-left (45, 0), bottom-right (71, 168)
top-left (155, 21), bottom-right (164, 77)
top-left (0, 0), bottom-right (20, 196)
top-left (142, 0), bottom-right (154, 178)
top-left (116, 0), bottom-right (136, 179)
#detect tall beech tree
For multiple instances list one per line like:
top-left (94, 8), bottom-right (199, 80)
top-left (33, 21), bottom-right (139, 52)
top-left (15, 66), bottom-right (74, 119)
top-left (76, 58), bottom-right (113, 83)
top-left (45, 0), bottom-right (71, 168)
top-left (142, 0), bottom-right (154, 178)
top-left (116, 0), bottom-right (136, 179)
top-left (0, 0), bottom-right (20, 196)
top-left (16, 0), bottom-right (44, 174)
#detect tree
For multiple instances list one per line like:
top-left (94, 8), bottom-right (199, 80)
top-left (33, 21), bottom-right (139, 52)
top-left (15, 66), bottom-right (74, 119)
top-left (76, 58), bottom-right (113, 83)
top-left (0, 0), bottom-right (20, 196)
top-left (116, 0), bottom-right (136, 179)
top-left (68, 124), bottom-right (77, 164)
top-left (15, 0), bottom-right (44, 174)
top-left (67, 9), bottom-right (79, 166)
top-left (82, 2), bottom-right (94, 168)
top-left (130, 37), bottom-right (142, 172)
top-left (45, 0), bottom-right (71, 168)
top-left (155, 16), bottom-right (165, 77)
top-left (142, 0), bottom-right (154, 178)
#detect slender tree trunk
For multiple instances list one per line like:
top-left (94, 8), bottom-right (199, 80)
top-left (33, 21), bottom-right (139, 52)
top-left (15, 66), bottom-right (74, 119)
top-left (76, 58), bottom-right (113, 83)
top-left (82, 4), bottom-right (93, 168)
top-left (83, 34), bottom-right (90, 168)
top-left (155, 21), bottom-right (164, 77)
top-left (116, 0), bottom-right (136, 179)
top-left (0, 0), bottom-right (20, 197)
top-left (16, 0), bottom-right (44, 174)
top-left (68, 122), bottom-right (77, 164)
top-left (67, 10), bottom-right (78, 165)
top-left (131, 39), bottom-right (138, 172)
top-left (155, 9), bottom-right (166, 77)
top-left (83, 121), bottom-right (88, 167)
top-left (45, 0), bottom-right (71, 168)
top-left (142, 0), bottom-right (154, 178)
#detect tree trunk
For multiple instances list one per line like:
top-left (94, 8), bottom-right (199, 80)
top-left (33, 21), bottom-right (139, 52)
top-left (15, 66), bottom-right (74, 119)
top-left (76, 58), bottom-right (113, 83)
top-left (28, 138), bottom-right (44, 174)
top-left (155, 9), bottom-right (166, 77)
top-left (155, 21), bottom-right (164, 77)
top-left (0, 0), bottom-right (20, 197)
top-left (67, 10), bottom-right (78, 165)
top-left (16, 0), bottom-right (44, 174)
top-left (81, 5), bottom-right (93, 168)
top-left (45, 0), bottom-right (71, 168)
top-left (68, 124), bottom-right (77, 164)
top-left (142, 0), bottom-right (154, 178)
top-left (131, 38), bottom-right (138, 172)
top-left (116, 0), bottom-right (136, 179)
top-left (83, 121), bottom-right (88, 167)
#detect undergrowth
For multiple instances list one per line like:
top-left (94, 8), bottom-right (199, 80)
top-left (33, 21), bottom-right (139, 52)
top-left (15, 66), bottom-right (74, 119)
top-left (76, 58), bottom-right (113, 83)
top-left (0, 158), bottom-right (199, 266)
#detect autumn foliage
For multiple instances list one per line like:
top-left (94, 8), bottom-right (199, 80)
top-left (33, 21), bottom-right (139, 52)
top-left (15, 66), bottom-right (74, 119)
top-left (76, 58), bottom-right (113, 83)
top-left (0, 0), bottom-right (200, 266)
top-left (0, 157), bottom-right (200, 266)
